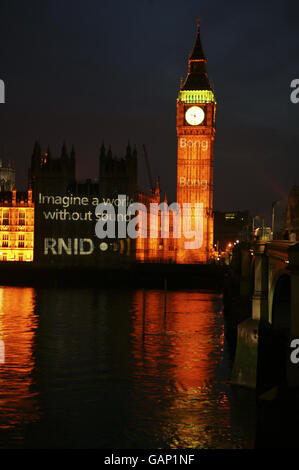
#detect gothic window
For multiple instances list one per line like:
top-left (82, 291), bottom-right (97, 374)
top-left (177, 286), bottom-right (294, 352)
top-left (2, 233), bottom-right (9, 248)
top-left (18, 211), bottom-right (25, 225)
top-left (2, 210), bottom-right (9, 225)
top-left (18, 234), bottom-right (25, 248)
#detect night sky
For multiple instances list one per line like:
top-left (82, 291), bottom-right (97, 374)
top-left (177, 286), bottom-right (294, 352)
top-left (0, 0), bottom-right (298, 223)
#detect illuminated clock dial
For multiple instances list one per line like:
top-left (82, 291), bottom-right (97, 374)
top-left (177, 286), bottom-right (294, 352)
top-left (185, 106), bottom-right (205, 126)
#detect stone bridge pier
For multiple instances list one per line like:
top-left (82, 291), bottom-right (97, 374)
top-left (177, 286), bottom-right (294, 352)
top-left (231, 240), bottom-right (299, 390)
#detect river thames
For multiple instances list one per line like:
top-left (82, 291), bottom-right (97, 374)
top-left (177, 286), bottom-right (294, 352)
top-left (0, 286), bottom-right (256, 449)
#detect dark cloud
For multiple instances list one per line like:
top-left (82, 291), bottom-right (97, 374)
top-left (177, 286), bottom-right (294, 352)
top-left (0, 0), bottom-right (297, 222)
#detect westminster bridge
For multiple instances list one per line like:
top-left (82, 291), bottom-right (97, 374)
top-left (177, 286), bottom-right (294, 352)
top-left (231, 240), bottom-right (299, 390)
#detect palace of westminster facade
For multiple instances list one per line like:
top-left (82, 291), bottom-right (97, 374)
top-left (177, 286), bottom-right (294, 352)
top-left (0, 19), bottom-right (217, 266)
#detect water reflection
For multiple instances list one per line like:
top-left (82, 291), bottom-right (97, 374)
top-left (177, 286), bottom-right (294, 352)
top-left (0, 287), bottom-right (39, 447)
top-left (0, 287), bottom-right (255, 448)
top-left (129, 291), bottom-right (244, 448)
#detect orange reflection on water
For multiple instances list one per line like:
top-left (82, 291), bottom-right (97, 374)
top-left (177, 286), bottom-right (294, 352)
top-left (132, 291), bottom-right (221, 387)
top-left (0, 287), bottom-right (39, 444)
top-left (130, 290), bottom-right (231, 448)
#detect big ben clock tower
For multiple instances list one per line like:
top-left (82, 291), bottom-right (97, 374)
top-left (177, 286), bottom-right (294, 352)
top-left (176, 17), bottom-right (216, 263)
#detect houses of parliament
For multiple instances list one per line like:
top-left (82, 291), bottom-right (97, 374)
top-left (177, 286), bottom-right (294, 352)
top-left (0, 19), bottom-right (217, 266)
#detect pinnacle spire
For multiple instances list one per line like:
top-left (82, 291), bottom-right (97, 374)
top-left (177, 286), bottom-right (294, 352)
top-left (154, 177), bottom-right (160, 197)
top-left (181, 16), bottom-right (211, 91)
top-left (31, 140), bottom-right (41, 164)
top-left (189, 16), bottom-right (206, 62)
top-left (126, 141), bottom-right (132, 159)
top-left (107, 146), bottom-right (112, 159)
top-left (100, 141), bottom-right (106, 160)
top-left (61, 141), bottom-right (68, 159)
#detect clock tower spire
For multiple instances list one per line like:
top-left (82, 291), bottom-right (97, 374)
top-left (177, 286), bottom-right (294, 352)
top-left (182, 16), bottom-right (211, 91)
top-left (176, 17), bottom-right (216, 263)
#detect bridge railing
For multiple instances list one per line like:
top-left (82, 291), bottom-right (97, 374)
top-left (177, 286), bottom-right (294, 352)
top-left (266, 240), bottom-right (297, 263)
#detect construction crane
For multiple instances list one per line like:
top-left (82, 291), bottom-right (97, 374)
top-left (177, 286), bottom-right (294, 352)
top-left (142, 144), bottom-right (154, 193)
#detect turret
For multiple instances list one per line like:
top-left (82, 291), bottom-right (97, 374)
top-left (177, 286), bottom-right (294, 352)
top-left (126, 141), bottom-right (132, 160)
top-left (70, 145), bottom-right (76, 161)
top-left (100, 142), bottom-right (106, 162)
top-left (179, 17), bottom-right (215, 104)
top-left (154, 178), bottom-right (160, 199)
top-left (61, 141), bottom-right (69, 160)
top-left (31, 140), bottom-right (42, 169)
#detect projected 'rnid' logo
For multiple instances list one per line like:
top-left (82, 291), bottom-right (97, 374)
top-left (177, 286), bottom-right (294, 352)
top-left (0, 340), bottom-right (4, 364)
top-left (0, 80), bottom-right (5, 104)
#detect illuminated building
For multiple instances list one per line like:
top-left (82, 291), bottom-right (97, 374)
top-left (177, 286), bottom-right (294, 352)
top-left (136, 181), bottom-right (178, 263)
top-left (30, 142), bottom-right (137, 266)
top-left (136, 182), bottom-right (160, 263)
top-left (136, 179), bottom-right (176, 263)
top-left (2, 17), bottom-right (216, 267)
top-left (137, 17), bottom-right (216, 264)
top-left (176, 17), bottom-right (216, 263)
top-left (0, 189), bottom-right (34, 262)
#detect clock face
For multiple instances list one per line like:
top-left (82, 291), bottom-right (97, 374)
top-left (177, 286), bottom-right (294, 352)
top-left (185, 106), bottom-right (205, 126)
